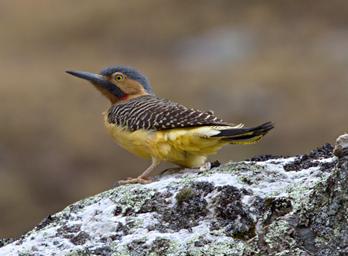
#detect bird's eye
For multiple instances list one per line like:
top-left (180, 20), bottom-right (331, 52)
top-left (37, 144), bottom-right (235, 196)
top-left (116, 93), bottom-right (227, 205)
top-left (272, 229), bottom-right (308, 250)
top-left (114, 74), bottom-right (124, 81)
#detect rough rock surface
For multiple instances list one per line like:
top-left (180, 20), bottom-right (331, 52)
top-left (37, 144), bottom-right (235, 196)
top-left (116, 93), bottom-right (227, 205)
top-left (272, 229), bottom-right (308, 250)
top-left (1, 139), bottom-right (347, 256)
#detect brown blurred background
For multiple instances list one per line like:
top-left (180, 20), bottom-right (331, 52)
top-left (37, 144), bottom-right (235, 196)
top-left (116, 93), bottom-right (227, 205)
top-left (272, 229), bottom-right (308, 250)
top-left (1, 0), bottom-right (348, 238)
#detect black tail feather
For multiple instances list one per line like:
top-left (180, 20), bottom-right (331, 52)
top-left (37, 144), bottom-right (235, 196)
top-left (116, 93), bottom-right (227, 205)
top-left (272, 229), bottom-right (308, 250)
top-left (212, 122), bottom-right (274, 140)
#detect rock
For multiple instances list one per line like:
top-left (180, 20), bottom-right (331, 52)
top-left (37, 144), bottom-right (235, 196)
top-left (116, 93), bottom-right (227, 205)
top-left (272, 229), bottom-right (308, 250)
top-left (1, 137), bottom-right (348, 256)
top-left (333, 133), bottom-right (348, 158)
top-left (0, 239), bottom-right (13, 249)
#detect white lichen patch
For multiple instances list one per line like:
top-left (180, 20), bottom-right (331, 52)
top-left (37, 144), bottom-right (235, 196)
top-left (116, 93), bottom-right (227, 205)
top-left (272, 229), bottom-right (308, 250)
top-left (0, 152), bottom-right (337, 256)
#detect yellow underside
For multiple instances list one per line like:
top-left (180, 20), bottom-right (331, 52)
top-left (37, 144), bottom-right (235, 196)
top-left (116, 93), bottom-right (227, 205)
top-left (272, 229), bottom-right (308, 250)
top-left (104, 115), bottom-right (229, 168)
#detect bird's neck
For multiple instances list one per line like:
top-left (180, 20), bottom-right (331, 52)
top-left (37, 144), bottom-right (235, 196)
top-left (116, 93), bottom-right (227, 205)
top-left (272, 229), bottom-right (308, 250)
top-left (96, 87), bottom-right (150, 104)
top-left (119, 93), bottom-right (147, 101)
top-left (110, 93), bottom-right (151, 105)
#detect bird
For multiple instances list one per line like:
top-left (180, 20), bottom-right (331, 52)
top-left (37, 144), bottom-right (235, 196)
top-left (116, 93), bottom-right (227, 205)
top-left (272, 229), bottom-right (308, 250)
top-left (66, 66), bottom-right (273, 184)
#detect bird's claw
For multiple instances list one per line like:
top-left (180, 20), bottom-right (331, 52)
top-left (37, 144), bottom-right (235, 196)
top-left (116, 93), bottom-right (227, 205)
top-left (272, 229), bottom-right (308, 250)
top-left (199, 162), bottom-right (211, 171)
top-left (118, 176), bottom-right (152, 185)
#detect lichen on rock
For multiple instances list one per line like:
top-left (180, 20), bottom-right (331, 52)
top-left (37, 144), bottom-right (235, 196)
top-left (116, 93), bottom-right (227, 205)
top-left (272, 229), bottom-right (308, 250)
top-left (1, 137), bottom-right (347, 256)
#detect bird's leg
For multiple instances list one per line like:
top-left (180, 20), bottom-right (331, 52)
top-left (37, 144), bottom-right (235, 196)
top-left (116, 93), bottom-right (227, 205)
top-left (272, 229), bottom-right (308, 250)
top-left (118, 157), bottom-right (160, 185)
top-left (138, 157), bottom-right (161, 180)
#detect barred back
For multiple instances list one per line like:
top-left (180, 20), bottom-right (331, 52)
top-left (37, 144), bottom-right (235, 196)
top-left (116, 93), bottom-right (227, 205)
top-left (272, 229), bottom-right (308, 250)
top-left (107, 95), bottom-right (229, 131)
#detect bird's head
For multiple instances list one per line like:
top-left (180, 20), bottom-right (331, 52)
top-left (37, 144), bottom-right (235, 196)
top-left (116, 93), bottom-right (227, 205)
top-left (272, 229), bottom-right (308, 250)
top-left (66, 66), bottom-right (154, 103)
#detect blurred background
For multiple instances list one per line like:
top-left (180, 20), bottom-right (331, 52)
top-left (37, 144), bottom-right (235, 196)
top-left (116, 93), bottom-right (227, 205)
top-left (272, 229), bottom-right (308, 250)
top-left (1, 0), bottom-right (348, 238)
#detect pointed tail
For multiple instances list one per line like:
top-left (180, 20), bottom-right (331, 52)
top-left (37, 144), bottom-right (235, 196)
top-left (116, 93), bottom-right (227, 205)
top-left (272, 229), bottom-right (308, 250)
top-left (212, 122), bottom-right (274, 144)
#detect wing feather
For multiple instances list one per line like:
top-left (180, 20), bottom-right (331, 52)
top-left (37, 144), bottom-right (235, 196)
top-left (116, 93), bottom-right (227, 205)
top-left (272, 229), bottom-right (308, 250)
top-left (107, 95), bottom-right (235, 131)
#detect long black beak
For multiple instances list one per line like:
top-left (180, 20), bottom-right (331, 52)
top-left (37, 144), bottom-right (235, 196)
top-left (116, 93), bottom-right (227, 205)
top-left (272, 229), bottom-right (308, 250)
top-left (66, 70), bottom-right (126, 98)
top-left (65, 70), bottom-right (109, 85)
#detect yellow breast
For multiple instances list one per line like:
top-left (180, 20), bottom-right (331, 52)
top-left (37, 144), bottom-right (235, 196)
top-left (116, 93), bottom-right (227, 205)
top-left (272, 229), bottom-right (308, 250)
top-left (103, 113), bottom-right (227, 167)
top-left (104, 114), bottom-right (153, 159)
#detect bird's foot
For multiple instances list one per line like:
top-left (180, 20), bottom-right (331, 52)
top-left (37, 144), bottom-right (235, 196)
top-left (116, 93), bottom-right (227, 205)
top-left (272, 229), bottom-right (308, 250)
top-left (118, 176), bottom-right (152, 185)
top-left (198, 161), bottom-right (221, 172)
top-left (160, 167), bottom-right (184, 176)
top-left (199, 162), bottom-right (211, 171)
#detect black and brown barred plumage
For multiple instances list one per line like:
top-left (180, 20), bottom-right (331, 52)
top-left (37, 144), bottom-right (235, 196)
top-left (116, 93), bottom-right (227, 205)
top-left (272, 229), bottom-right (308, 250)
top-left (67, 66), bottom-right (274, 184)
top-left (107, 95), bottom-right (228, 131)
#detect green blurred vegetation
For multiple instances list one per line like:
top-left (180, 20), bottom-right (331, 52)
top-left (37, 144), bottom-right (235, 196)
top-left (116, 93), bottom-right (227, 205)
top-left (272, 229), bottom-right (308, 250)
top-left (0, 0), bottom-right (348, 237)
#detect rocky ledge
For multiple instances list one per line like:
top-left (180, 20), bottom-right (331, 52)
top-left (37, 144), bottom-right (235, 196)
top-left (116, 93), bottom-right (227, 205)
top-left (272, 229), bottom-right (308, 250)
top-left (1, 134), bottom-right (348, 256)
